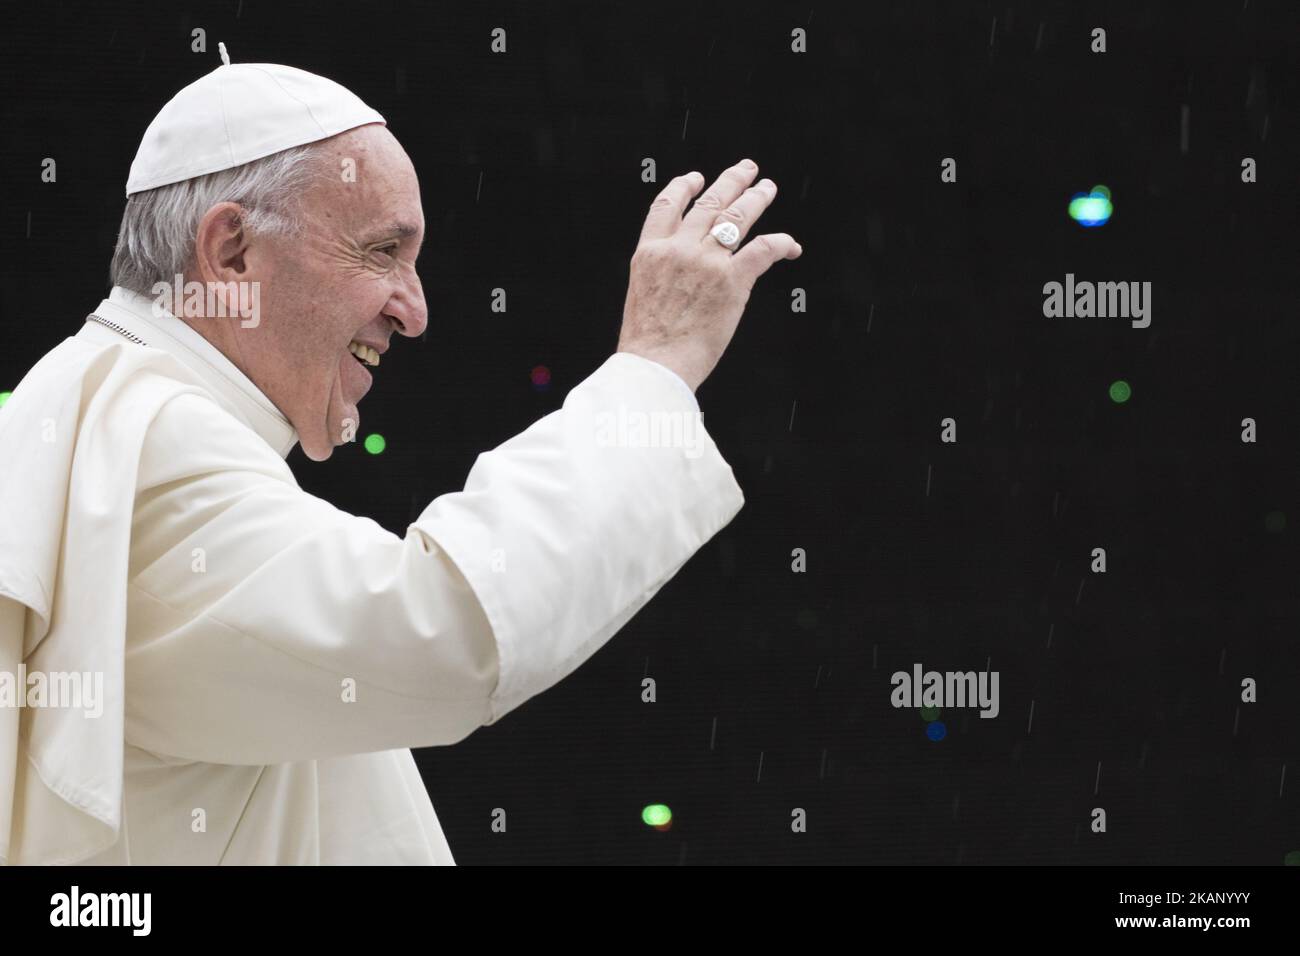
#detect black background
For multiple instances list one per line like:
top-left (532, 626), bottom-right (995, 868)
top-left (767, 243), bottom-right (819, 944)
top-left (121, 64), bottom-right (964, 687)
top-left (2, 0), bottom-right (1298, 864)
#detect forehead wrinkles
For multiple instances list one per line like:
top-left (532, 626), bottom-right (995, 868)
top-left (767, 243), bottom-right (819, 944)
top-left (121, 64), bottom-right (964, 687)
top-left (303, 161), bottom-right (387, 237)
top-left (298, 128), bottom-right (418, 241)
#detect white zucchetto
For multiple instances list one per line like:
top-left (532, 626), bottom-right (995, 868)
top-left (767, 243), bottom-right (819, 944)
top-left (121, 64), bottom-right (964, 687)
top-left (125, 47), bottom-right (385, 196)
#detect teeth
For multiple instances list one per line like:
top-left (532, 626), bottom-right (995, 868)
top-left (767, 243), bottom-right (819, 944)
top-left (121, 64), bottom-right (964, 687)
top-left (347, 341), bottom-right (380, 367)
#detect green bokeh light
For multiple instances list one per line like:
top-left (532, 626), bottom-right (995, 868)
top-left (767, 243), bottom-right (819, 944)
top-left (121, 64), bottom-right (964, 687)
top-left (1285, 850), bottom-right (1300, 866)
top-left (363, 433), bottom-right (387, 455)
top-left (642, 804), bottom-right (672, 827)
top-left (1265, 511), bottom-right (1286, 534)
top-left (1067, 185), bottom-right (1113, 227)
top-left (920, 705), bottom-right (942, 722)
top-left (1109, 380), bottom-right (1132, 404)
top-left (1068, 195), bottom-right (1112, 223)
top-left (0, 391), bottom-right (10, 408)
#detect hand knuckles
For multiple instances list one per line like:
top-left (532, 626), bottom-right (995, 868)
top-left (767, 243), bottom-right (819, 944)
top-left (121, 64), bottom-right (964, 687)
top-left (631, 242), bottom-right (665, 264)
top-left (703, 257), bottom-right (733, 280)
top-left (633, 240), bottom-right (689, 268)
top-left (692, 193), bottom-right (724, 213)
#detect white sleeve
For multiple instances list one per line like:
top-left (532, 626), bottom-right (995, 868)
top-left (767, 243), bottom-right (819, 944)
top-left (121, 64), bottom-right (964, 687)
top-left (621, 351), bottom-right (700, 408)
top-left (413, 351), bottom-right (740, 724)
top-left (123, 352), bottom-right (743, 765)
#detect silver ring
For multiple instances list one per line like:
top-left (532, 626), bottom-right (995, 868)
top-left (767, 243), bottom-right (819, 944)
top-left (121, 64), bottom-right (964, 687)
top-left (708, 221), bottom-right (740, 251)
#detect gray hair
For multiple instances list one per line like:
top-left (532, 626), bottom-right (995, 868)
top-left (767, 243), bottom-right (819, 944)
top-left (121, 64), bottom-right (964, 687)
top-left (109, 144), bottom-right (327, 295)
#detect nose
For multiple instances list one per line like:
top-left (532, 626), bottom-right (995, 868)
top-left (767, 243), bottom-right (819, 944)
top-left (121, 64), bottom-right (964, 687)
top-left (384, 270), bottom-right (428, 339)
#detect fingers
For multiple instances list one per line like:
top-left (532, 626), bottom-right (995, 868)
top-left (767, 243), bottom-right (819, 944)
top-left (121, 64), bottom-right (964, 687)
top-left (638, 171), bottom-right (706, 244)
top-left (731, 232), bottom-right (803, 288)
top-left (681, 159), bottom-right (761, 240)
top-left (700, 178), bottom-right (778, 252)
top-left (634, 160), bottom-right (801, 290)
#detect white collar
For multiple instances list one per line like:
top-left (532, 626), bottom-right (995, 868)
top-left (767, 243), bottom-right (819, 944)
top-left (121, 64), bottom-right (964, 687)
top-left (85, 286), bottom-right (299, 458)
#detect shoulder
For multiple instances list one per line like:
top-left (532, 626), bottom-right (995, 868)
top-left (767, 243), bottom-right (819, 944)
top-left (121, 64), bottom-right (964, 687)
top-left (20, 333), bottom-right (299, 493)
top-left (0, 336), bottom-right (193, 450)
top-left (139, 390), bottom-right (296, 491)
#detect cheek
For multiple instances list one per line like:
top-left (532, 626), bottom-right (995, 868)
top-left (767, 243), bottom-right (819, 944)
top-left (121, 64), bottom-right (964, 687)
top-left (333, 282), bottom-right (396, 348)
top-left (341, 277), bottom-right (392, 319)
top-left (287, 285), bottom-right (349, 358)
top-left (264, 267), bottom-right (386, 384)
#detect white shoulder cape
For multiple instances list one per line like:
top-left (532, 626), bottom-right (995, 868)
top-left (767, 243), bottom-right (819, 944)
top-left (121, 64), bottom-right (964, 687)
top-left (0, 334), bottom-right (210, 864)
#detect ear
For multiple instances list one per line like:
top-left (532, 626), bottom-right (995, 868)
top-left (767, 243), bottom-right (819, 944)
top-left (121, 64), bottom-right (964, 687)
top-left (193, 201), bottom-right (252, 283)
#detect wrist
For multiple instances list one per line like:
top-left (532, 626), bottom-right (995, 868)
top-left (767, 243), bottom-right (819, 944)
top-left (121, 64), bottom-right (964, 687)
top-left (615, 343), bottom-right (705, 393)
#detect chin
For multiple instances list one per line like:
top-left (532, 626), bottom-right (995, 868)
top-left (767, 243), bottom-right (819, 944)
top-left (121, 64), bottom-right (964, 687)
top-left (298, 390), bottom-right (359, 462)
top-left (297, 418), bottom-right (341, 462)
top-left (298, 435), bottom-right (336, 461)
top-left (300, 441), bottom-right (335, 462)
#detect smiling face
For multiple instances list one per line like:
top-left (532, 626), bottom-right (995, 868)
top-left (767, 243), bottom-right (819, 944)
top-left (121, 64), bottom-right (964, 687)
top-left (191, 124), bottom-right (428, 460)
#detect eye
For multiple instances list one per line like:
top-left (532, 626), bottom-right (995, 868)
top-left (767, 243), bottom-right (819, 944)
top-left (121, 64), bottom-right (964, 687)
top-left (373, 243), bottom-right (400, 259)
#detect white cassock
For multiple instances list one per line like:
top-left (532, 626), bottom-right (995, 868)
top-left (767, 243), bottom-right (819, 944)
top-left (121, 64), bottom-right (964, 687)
top-left (0, 286), bottom-right (743, 864)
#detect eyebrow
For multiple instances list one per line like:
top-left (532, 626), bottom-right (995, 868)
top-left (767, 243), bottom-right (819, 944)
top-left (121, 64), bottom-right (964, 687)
top-left (363, 223), bottom-right (423, 251)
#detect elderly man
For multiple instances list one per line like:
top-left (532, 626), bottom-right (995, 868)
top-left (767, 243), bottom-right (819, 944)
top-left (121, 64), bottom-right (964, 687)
top-left (0, 56), bottom-right (800, 865)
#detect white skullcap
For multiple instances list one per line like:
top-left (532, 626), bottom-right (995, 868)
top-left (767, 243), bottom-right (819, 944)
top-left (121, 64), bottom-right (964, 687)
top-left (125, 48), bottom-right (385, 196)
